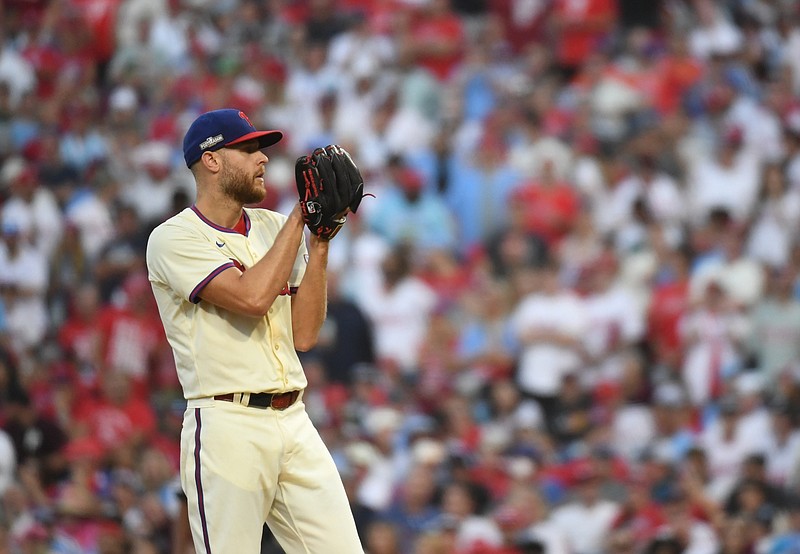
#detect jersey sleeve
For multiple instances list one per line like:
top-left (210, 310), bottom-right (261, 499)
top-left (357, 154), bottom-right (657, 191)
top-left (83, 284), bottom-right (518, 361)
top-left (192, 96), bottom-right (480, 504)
top-left (147, 222), bottom-right (236, 303)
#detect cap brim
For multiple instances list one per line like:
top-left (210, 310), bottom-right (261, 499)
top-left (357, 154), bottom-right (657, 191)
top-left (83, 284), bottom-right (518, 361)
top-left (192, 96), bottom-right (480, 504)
top-left (227, 130), bottom-right (283, 149)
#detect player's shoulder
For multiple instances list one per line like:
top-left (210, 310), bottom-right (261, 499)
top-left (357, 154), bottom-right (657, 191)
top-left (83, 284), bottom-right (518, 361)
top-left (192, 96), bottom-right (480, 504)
top-left (149, 208), bottom-right (198, 241)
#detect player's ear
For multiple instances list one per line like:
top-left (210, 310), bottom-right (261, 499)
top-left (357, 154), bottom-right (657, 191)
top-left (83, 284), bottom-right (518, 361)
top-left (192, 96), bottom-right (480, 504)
top-left (200, 150), bottom-right (223, 173)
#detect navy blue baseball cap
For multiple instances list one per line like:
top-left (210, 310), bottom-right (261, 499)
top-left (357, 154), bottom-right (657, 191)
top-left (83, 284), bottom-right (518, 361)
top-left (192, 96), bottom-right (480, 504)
top-left (182, 109), bottom-right (283, 168)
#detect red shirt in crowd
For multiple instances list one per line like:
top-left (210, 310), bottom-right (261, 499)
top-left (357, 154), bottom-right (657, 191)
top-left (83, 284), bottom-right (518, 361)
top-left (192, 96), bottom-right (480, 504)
top-left (654, 55), bottom-right (704, 116)
top-left (552, 0), bottom-right (617, 69)
top-left (73, 390), bottom-right (157, 450)
top-left (490, 0), bottom-right (552, 54)
top-left (511, 178), bottom-right (581, 247)
top-left (69, 0), bottom-right (121, 63)
top-left (647, 279), bottom-right (690, 366)
top-left (96, 302), bottom-right (169, 398)
top-left (408, 6), bottom-right (465, 81)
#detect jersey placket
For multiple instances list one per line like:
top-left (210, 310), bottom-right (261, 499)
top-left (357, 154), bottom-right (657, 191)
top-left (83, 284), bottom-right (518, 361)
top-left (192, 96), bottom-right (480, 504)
top-left (245, 234), bottom-right (289, 386)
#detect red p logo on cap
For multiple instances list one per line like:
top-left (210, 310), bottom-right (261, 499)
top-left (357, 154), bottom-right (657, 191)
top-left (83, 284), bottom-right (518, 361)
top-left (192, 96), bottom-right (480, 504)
top-left (239, 111), bottom-right (253, 128)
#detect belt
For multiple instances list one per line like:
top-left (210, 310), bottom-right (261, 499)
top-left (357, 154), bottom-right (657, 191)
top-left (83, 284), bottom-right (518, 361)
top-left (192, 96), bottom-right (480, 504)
top-left (214, 390), bottom-right (300, 411)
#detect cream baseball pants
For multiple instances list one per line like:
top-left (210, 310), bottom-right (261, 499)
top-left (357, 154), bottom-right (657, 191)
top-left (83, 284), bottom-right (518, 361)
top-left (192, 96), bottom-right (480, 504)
top-left (181, 396), bottom-right (364, 553)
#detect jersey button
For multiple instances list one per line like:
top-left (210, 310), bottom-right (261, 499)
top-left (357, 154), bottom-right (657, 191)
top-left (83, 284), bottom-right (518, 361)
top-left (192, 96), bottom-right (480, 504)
top-left (274, 344), bottom-right (280, 351)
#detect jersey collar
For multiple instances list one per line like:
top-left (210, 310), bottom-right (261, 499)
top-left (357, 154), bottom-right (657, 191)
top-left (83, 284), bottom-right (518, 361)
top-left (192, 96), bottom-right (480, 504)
top-left (190, 205), bottom-right (251, 236)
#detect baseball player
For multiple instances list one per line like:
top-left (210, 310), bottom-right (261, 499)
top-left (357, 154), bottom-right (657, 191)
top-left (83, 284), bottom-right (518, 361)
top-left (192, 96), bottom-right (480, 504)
top-left (146, 109), bottom-right (364, 553)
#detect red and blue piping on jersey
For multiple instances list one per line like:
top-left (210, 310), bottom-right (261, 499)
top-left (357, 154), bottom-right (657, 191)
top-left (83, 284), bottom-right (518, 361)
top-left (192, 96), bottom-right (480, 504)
top-left (191, 205), bottom-right (251, 236)
top-left (194, 409), bottom-right (212, 553)
top-left (190, 262), bottom-right (236, 303)
top-left (191, 261), bottom-right (298, 303)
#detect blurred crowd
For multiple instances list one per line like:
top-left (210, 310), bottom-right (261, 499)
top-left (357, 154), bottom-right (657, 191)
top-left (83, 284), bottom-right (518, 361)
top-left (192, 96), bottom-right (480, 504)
top-left (2, 0), bottom-right (800, 552)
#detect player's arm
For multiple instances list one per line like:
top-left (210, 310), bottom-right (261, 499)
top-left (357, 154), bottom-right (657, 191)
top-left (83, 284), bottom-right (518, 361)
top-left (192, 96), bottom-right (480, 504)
top-left (199, 206), bottom-right (306, 317)
top-left (290, 235), bottom-right (329, 351)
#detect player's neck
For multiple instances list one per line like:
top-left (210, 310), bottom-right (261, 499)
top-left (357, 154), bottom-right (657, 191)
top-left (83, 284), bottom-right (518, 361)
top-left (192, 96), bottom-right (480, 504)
top-left (194, 195), bottom-right (244, 229)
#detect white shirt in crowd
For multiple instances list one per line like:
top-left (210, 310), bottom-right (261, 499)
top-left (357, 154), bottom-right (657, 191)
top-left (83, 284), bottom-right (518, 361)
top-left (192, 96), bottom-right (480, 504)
top-left (611, 404), bottom-right (657, 462)
top-left (686, 151), bottom-right (760, 224)
top-left (699, 419), bottom-right (758, 502)
top-left (0, 429), bottom-right (16, 496)
top-left (679, 308), bottom-right (750, 406)
top-left (358, 275), bottom-right (437, 373)
top-left (511, 290), bottom-right (588, 397)
top-left (583, 283), bottom-right (645, 382)
top-left (550, 499), bottom-right (620, 554)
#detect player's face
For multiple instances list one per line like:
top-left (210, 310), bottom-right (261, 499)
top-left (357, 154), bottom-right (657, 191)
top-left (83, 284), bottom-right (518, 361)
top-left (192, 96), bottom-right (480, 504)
top-left (218, 141), bottom-right (267, 205)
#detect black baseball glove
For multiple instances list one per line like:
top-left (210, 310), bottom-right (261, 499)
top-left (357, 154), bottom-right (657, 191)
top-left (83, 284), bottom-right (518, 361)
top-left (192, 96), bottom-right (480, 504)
top-left (295, 145), bottom-right (365, 240)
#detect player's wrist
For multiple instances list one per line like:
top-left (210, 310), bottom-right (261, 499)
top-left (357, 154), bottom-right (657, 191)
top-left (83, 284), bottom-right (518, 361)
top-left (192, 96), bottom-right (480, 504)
top-left (308, 234), bottom-right (331, 250)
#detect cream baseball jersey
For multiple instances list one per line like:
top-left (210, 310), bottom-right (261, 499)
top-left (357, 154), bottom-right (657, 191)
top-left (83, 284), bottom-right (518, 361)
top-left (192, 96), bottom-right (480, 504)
top-left (146, 206), bottom-right (309, 399)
